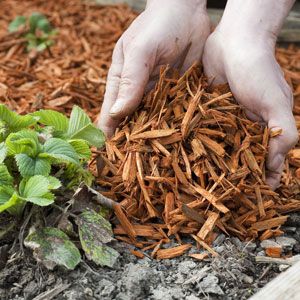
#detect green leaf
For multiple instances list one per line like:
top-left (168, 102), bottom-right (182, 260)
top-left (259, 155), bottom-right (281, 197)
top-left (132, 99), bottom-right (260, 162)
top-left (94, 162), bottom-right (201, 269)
top-left (77, 210), bottom-right (119, 267)
top-left (69, 139), bottom-right (91, 160)
top-left (0, 164), bottom-right (13, 186)
top-left (0, 105), bottom-right (37, 132)
top-left (0, 186), bottom-right (15, 204)
top-left (40, 138), bottom-right (79, 165)
top-left (36, 17), bottom-right (51, 33)
top-left (67, 106), bottom-right (105, 147)
top-left (8, 16), bottom-right (26, 32)
top-left (19, 175), bottom-right (58, 207)
top-left (46, 176), bottom-right (61, 189)
top-left (29, 12), bottom-right (48, 33)
top-left (20, 175), bottom-right (50, 198)
top-left (67, 106), bottom-right (91, 136)
top-left (26, 193), bottom-right (54, 206)
top-left (32, 110), bottom-right (69, 132)
top-left (24, 227), bottom-right (81, 270)
top-left (15, 154), bottom-right (51, 177)
top-left (0, 143), bottom-right (7, 163)
top-left (0, 193), bottom-right (22, 213)
top-left (69, 124), bottom-right (105, 148)
top-left (6, 130), bottom-right (40, 156)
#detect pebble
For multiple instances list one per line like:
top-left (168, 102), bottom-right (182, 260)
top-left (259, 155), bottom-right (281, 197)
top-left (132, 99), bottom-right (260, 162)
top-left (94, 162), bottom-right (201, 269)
top-left (198, 275), bottom-right (224, 295)
top-left (214, 246), bottom-right (225, 253)
top-left (279, 264), bottom-right (290, 272)
top-left (241, 274), bottom-right (254, 284)
top-left (260, 239), bottom-right (281, 249)
top-left (213, 234), bottom-right (226, 247)
top-left (275, 236), bottom-right (297, 251)
top-left (243, 242), bottom-right (256, 252)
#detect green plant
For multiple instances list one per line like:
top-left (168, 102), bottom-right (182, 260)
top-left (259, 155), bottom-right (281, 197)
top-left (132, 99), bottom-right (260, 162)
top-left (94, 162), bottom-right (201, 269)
top-left (8, 12), bottom-right (57, 51)
top-left (0, 104), bottom-right (105, 216)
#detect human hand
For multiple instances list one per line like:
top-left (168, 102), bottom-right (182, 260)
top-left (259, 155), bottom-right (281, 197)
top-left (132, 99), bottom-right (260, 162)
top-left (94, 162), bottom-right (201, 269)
top-left (203, 0), bottom-right (298, 189)
top-left (98, 0), bottom-right (210, 137)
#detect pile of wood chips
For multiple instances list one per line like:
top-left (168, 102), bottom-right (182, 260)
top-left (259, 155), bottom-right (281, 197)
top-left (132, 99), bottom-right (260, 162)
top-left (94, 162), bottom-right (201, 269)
top-left (0, 0), bottom-right (300, 259)
top-left (99, 64), bottom-right (300, 259)
top-left (0, 0), bottom-right (137, 120)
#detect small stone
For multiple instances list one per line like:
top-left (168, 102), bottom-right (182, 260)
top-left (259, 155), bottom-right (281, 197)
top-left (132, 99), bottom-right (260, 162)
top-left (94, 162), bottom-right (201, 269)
top-left (281, 226), bottom-right (297, 233)
top-left (231, 237), bottom-right (244, 250)
top-left (177, 260), bottom-right (197, 274)
top-left (279, 264), bottom-right (290, 272)
top-left (275, 236), bottom-right (297, 251)
top-left (257, 251), bottom-right (265, 256)
top-left (212, 234), bottom-right (226, 247)
top-left (214, 246), bottom-right (225, 253)
top-left (243, 242), bottom-right (256, 252)
top-left (84, 287), bottom-right (93, 297)
top-left (198, 275), bottom-right (224, 296)
top-left (241, 274), bottom-right (254, 284)
top-left (260, 239), bottom-right (281, 249)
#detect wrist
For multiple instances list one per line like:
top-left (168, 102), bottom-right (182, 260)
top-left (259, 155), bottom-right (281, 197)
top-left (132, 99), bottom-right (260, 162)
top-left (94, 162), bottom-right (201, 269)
top-left (216, 0), bottom-right (294, 47)
top-left (146, 0), bottom-right (207, 11)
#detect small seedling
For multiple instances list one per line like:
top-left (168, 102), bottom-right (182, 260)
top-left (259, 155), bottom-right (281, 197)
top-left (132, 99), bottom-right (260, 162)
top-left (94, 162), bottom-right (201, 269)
top-left (0, 104), bottom-right (105, 215)
top-left (8, 12), bottom-right (57, 51)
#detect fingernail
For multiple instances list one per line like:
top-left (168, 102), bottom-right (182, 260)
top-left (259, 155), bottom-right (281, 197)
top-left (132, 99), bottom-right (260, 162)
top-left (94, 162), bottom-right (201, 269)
top-left (110, 101), bottom-right (123, 115)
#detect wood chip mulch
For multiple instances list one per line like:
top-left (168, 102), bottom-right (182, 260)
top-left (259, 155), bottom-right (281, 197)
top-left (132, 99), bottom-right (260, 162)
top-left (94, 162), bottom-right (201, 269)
top-left (1, 0), bottom-right (300, 259)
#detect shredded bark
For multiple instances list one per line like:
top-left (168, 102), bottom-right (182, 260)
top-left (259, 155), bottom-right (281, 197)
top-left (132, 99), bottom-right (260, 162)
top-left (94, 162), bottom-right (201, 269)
top-left (99, 62), bottom-right (300, 258)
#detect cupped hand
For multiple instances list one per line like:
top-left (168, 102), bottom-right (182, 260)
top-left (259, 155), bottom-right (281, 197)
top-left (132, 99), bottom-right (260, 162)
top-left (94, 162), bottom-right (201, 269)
top-left (98, 0), bottom-right (210, 137)
top-left (203, 29), bottom-right (298, 189)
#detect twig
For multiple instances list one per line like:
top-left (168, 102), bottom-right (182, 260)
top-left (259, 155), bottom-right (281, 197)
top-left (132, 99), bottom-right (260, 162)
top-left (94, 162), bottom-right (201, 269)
top-left (32, 283), bottom-right (71, 300)
top-left (255, 255), bottom-right (300, 265)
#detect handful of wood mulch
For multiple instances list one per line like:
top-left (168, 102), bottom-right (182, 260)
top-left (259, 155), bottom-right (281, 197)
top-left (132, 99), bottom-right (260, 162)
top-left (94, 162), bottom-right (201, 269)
top-left (98, 64), bottom-right (300, 259)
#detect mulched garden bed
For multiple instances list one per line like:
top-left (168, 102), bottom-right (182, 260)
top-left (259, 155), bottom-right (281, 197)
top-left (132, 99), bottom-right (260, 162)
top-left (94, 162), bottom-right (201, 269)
top-left (0, 1), bottom-right (300, 299)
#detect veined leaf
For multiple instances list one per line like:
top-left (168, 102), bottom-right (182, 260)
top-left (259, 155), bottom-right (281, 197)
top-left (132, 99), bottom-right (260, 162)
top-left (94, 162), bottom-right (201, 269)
top-left (8, 16), bottom-right (26, 32)
top-left (77, 210), bottom-right (119, 267)
top-left (24, 227), bottom-right (81, 270)
top-left (0, 186), bottom-right (15, 204)
top-left (27, 192), bottom-right (54, 206)
top-left (0, 193), bottom-right (21, 213)
top-left (67, 106), bottom-right (105, 147)
top-left (29, 12), bottom-right (49, 33)
top-left (46, 176), bottom-right (61, 190)
top-left (0, 143), bottom-right (7, 163)
top-left (15, 153), bottom-right (51, 177)
top-left (6, 130), bottom-right (40, 156)
top-left (20, 175), bottom-right (50, 198)
top-left (0, 164), bottom-right (13, 186)
top-left (40, 138), bottom-right (79, 165)
top-left (19, 175), bottom-right (58, 207)
top-left (69, 139), bottom-right (91, 160)
top-left (32, 110), bottom-right (69, 133)
top-left (69, 124), bottom-right (105, 148)
top-left (67, 106), bottom-right (91, 137)
top-left (0, 105), bottom-right (37, 131)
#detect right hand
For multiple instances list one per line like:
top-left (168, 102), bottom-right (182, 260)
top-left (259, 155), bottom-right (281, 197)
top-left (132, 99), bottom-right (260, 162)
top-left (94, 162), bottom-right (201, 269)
top-left (97, 0), bottom-right (210, 137)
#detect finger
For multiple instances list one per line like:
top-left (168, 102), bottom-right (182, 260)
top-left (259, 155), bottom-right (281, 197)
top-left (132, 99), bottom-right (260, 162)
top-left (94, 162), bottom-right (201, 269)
top-left (245, 109), bottom-right (264, 123)
top-left (97, 39), bottom-right (124, 137)
top-left (109, 42), bottom-right (155, 119)
top-left (266, 109), bottom-right (298, 189)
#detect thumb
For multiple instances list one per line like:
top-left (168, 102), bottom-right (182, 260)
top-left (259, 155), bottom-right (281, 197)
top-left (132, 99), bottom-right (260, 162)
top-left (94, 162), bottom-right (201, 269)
top-left (109, 43), bottom-right (154, 119)
top-left (266, 109), bottom-right (298, 189)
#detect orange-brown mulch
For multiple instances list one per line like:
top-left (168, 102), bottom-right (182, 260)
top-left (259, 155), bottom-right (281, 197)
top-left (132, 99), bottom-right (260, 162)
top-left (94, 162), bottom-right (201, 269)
top-left (0, 0), bottom-right (300, 259)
